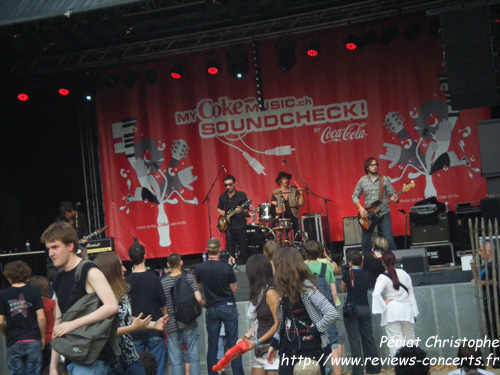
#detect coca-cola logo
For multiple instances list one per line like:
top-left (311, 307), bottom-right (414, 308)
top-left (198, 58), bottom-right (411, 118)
top-left (320, 122), bottom-right (368, 143)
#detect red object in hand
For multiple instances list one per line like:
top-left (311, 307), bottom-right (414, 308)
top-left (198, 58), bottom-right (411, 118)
top-left (212, 341), bottom-right (249, 372)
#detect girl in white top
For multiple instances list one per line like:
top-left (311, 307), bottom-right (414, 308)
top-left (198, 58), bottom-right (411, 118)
top-left (372, 251), bottom-right (419, 357)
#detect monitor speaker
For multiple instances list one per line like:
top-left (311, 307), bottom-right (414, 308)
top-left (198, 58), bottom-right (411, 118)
top-left (411, 212), bottom-right (452, 245)
top-left (392, 248), bottom-right (429, 273)
top-left (343, 216), bottom-right (362, 246)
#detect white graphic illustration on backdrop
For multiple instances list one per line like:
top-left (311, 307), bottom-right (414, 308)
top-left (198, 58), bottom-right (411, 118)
top-left (113, 117), bottom-right (198, 247)
top-left (380, 75), bottom-right (480, 197)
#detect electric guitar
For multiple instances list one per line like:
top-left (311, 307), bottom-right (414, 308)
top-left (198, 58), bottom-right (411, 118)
top-left (357, 182), bottom-right (415, 230)
top-left (79, 226), bottom-right (108, 244)
top-left (217, 200), bottom-right (252, 233)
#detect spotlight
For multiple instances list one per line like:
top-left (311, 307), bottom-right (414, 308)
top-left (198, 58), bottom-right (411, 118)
top-left (206, 59), bottom-right (220, 75)
top-left (345, 34), bottom-right (360, 50)
top-left (404, 22), bottom-right (421, 41)
top-left (358, 30), bottom-right (378, 49)
top-left (170, 63), bottom-right (183, 79)
top-left (85, 95), bottom-right (93, 101)
top-left (58, 88), bottom-right (70, 96)
top-left (123, 70), bottom-right (139, 88)
top-left (306, 41), bottom-right (321, 57)
top-left (226, 49), bottom-right (248, 79)
top-left (380, 25), bottom-right (399, 46)
top-left (275, 41), bottom-right (296, 72)
top-left (17, 93), bottom-right (29, 101)
top-left (144, 69), bottom-right (158, 84)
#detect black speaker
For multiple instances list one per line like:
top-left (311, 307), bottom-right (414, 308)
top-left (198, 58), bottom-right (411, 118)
top-left (343, 216), bottom-right (362, 246)
top-left (411, 212), bottom-right (455, 245)
top-left (440, 6), bottom-right (499, 110)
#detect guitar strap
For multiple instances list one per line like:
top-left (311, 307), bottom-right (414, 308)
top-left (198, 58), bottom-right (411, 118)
top-left (379, 175), bottom-right (384, 202)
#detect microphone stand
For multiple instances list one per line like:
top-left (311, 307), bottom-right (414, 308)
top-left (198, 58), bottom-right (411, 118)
top-left (202, 165), bottom-right (225, 238)
top-left (398, 209), bottom-right (408, 249)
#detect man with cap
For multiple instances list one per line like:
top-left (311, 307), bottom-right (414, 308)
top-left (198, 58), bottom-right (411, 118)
top-left (195, 238), bottom-right (243, 375)
top-left (125, 242), bottom-right (168, 375)
top-left (217, 174), bottom-right (249, 263)
top-left (271, 171), bottom-right (305, 236)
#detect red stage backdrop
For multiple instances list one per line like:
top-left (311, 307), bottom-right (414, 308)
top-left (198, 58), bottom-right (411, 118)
top-left (96, 17), bottom-right (489, 260)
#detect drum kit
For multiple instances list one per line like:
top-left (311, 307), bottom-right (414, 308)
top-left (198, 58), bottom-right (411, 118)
top-left (246, 199), bottom-right (308, 254)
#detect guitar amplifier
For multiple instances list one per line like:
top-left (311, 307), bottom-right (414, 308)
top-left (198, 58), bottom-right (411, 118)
top-left (86, 237), bottom-right (115, 254)
top-left (343, 216), bottom-right (363, 246)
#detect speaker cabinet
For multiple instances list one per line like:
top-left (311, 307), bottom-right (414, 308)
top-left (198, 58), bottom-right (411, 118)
top-left (302, 215), bottom-right (329, 244)
top-left (343, 216), bottom-right (362, 246)
top-left (440, 6), bottom-right (499, 109)
top-left (392, 248), bottom-right (429, 273)
top-left (411, 212), bottom-right (456, 245)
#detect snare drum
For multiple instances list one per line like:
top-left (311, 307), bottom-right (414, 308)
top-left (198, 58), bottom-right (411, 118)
top-left (273, 218), bottom-right (293, 230)
top-left (258, 203), bottom-right (276, 223)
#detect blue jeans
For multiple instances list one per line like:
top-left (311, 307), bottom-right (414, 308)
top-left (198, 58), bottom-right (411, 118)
top-left (109, 359), bottom-right (146, 375)
top-left (361, 212), bottom-right (397, 253)
top-left (205, 303), bottom-right (243, 375)
top-left (7, 340), bottom-right (42, 375)
top-left (168, 327), bottom-right (201, 375)
top-left (134, 336), bottom-right (166, 375)
top-left (67, 360), bottom-right (108, 375)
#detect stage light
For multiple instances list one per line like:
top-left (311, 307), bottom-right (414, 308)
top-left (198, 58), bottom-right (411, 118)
top-left (170, 63), bottom-right (183, 79)
top-left (345, 34), bottom-right (360, 50)
top-left (276, 41), bottom-right (296, 72)
top-left (85, 95), bottom-right (93, 101)
top-left (17, 93), bottom-right (29, 101)
top-left (207, 59), bottom-right (220, 75)
top-left (380, 25), bottom-right (399, 46)
top-left (144, 69), bottom-right (158, 84)
top-left (123, 70), bottom-right (139, 88)
top-left (358, 29), bottom-right (378, 49)
top-left (58, 88), bottom-right (69, 96)
top-left (404, 22), bottom-right (421, 41)
top-left (226, 49), bottom-right (248, 79)
top-left (306, 41), bottom-right (321, 57)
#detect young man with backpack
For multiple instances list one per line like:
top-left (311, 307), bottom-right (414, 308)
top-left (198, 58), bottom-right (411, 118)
top-left (304, 240), bottom-right (344, 375)
top-left (161, 253), bottom-right (205, 375)
top-left (41, 222), bottom-right (119, 375)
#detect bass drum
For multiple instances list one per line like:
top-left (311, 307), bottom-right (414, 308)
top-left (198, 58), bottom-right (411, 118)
top-left (245, 224), bottom-right (276, 256)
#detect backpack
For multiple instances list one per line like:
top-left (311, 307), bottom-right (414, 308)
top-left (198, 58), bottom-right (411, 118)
top-left (52, 260), bottom-right (121, 365)
top-left (170, 272), bottom-right (202, 325)
top-left (312, 263), bottom-right (334, 305)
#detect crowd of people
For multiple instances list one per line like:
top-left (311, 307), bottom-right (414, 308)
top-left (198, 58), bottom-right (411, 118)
top-left (1, 218), bottom-right (499, 375)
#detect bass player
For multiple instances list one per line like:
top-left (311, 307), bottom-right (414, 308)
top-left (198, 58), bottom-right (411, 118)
top-left (352, 157), bottom-right (399, 252)
top-left (217, 175), bottom-right (249, 263)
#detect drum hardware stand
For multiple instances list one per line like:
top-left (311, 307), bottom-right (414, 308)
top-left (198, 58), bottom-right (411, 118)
top-left (202, 164), bottom-right (226, 238)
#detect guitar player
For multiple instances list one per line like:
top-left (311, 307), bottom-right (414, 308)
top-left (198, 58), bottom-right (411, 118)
top-left (217, 175), bottom-right (249, 263)
top-left (55, 201), bottom-right (89, 259)
top-left (352, 157), bottom-right (399, 253)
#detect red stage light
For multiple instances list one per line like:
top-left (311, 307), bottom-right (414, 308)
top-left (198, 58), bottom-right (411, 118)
top-left (346, 42), bottom-right (357, 50)
top-left (307, 49), bottom-right (318, 57)
top-left (208, 66), bottom-right (218, 75)
top-left (58, 88), bottom-right (69, 96)
top-left (171, 72), bottom-right (181, 79)
top-left (306, 41), bottom-right (321, 57)
top-left (18, 93), bottom-right (29, 101)
top-left (207, 59), bottom-right (220, 75)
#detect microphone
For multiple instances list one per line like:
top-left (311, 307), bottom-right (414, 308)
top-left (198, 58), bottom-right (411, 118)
top-left (282, 158), bottom-right (286, 166)
top-left (398, 209), bottom-right (406, 214)
top-left (222, 164), bottom-right (227, 172)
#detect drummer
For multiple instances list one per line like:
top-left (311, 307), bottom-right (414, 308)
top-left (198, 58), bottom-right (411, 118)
top-left (271, 171), bottom-right (304, 236)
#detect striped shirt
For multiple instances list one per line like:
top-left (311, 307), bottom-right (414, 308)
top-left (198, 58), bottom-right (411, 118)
top-left (352, 174), bottom-right (396, 216)
top-left (161, 272), bottom-right (199, 333)
top-left (272, 280), bottom-right (338, 349)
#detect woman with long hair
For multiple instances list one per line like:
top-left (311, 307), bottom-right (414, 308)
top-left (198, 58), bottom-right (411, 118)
top-left (372, 251), bottom-right (419, 358)
top-left (362, 236), bottom-right (389, 287)
top-left (340, 249), bottom-right (381, 375)
top-left (267, 247), bottom-right (337, 375)
top-left (94, 253), bottom-right (168, 375)
top-left (448, 340), bottom-right (495, 375)
top-left (237, 254), bottom-right (279, 375)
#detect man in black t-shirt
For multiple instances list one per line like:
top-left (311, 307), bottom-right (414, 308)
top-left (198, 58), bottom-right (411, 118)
top-left (41, 222), bottom-right (118, 375)
top-left (126, 243), bottom-right (167, 375)
top-left (195, 238), bottom-right (243, 375)
top-left (0, 260), bottom-right (45, 375)
top-left (217, 174), bottom-right (249, 263)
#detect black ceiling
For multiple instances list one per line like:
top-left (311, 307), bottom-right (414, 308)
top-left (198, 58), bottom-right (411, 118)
top-left (0, 0), bottom-right (463, 79)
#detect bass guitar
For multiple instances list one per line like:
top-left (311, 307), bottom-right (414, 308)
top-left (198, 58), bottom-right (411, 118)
top-left (79, 226), bottom-right (108, 244)
top-left (217, 200), bottom-right (252, 233)
top-left (357, 182), bottom-right (415, 230)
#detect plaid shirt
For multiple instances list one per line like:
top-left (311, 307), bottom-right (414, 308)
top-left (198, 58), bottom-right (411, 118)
top-left (352, 174), bottom-right (396, 216)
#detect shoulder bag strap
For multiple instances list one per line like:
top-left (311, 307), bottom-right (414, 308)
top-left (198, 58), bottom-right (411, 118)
top-left (69, 259), bottom-right (91, 306)
top-left (319, 262), bottom-right (327, 278)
